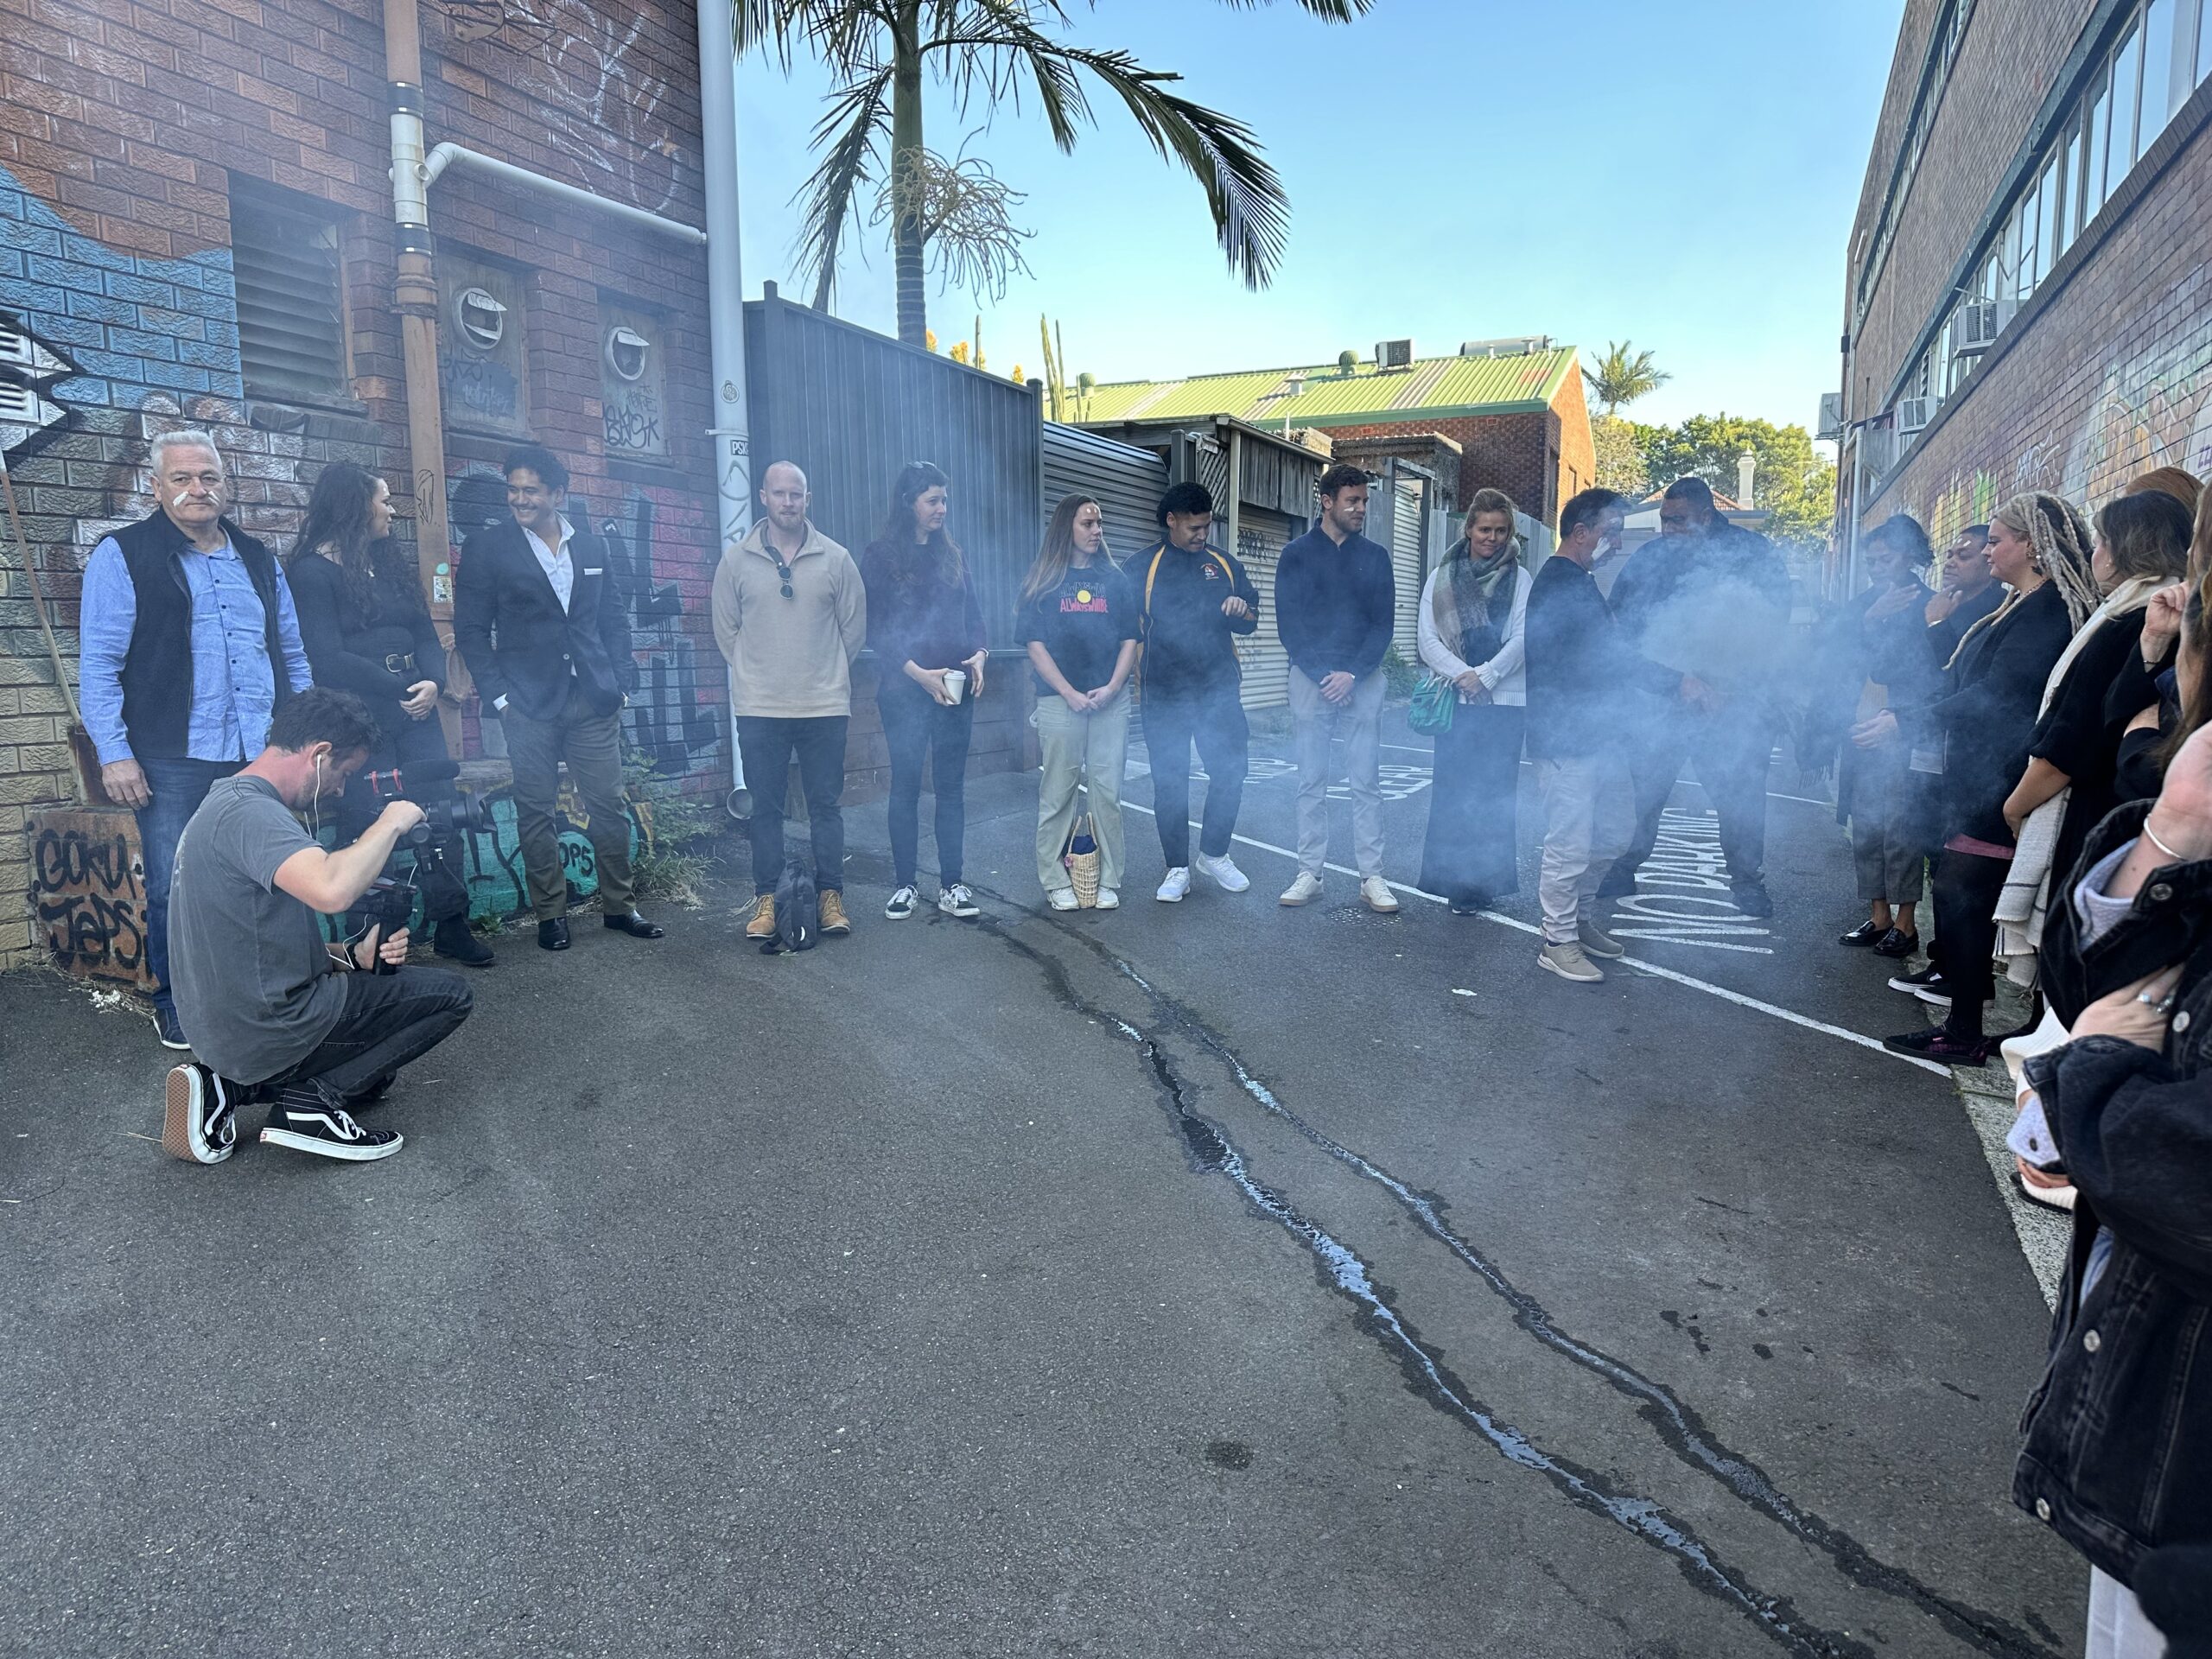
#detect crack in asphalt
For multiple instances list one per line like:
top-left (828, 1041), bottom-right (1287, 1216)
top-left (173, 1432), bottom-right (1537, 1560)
top-left (969, 897), bottom-right (2058, 1659)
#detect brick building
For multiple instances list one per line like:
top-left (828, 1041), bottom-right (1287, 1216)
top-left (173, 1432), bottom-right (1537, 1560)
top-left (1839, 0), bottom-right (2212, 551)
top-left (0, 0), bottom-right (730, 971)
top-left (1076, 339), bottom-right (1595, 528)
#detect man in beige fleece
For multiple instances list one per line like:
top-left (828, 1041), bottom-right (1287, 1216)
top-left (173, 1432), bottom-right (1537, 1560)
top-left (712, 461), bottom-right (868, 938)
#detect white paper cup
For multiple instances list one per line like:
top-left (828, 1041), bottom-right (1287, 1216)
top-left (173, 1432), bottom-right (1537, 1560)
top-left (943, 670), bottom-right (968, 704)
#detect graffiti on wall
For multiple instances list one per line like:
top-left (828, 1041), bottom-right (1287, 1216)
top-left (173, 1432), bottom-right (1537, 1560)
top-left (26, 810), bottom-right (154, 988)
top-left (595, 486), bottom-right (721, 775)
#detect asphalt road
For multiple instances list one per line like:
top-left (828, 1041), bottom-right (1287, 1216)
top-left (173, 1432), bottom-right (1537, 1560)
top-left (0, 713), bottom-right (2083, 1658)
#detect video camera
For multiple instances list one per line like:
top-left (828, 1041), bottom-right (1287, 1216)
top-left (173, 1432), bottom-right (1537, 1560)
top-left (346, 757), bottom-right (489, 974)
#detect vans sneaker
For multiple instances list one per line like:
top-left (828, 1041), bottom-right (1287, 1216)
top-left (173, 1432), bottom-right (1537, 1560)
top-left (1193, 852), bottom-right (1249, 893)
top-left (885, 886), bottom-right (918, 920)
top-left (1155, 868), bottom-right (1191, 903)
top-left (259, 1084), bottom-right (404, 1163)
top-left (161, 1063), bottom-right (238, 1165)
top-left (938, 883), bottom-right (980, 918)
top-left (1537, 942), bottom-right (1605, 983)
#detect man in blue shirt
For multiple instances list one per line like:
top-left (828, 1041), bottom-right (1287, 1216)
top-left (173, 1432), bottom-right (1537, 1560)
top-left (79, 429), bottom-right (315, 1050)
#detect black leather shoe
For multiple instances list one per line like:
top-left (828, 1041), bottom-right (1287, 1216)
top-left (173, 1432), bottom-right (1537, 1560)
top-left (537, 918), bottom-right (571, 951)
top-left (1730, 881), bottom-right (1773, 918)
top-left (434, 916), bottom-right (495, 966)
top-left (603, 910), bottom-right (664, 939)
top-left (1839, 920), bottom-right (1884, 946)
top-left (1872, 927), bottom-right (1919, 958)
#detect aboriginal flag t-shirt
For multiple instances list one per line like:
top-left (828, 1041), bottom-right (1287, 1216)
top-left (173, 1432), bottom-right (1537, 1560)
top-left (1017, 564), bottom-right (1139, 696)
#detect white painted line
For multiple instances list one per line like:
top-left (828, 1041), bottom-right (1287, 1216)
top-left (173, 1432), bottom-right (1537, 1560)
top-left (1121, 798), bottom-right (1949, 1077)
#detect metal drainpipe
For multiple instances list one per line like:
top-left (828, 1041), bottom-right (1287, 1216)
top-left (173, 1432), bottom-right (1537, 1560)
top-left (694, 0), bottom-right (754, 818)
top-left (382, 0), bottom-right (459, 726)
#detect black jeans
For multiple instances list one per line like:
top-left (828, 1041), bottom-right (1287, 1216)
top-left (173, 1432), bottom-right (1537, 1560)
top-left (1143, 678), bottom-right (1249, 868)
top-left (879, 679), bottom-right (973, 887)
top-left (338, 717), bottom-right (469, 924)
top-left (736, 715), bottom-right (849, 894)
top-left (257, 965), bottom-right (474, 1102)
top-left (1605, 709), bottom-right (1770, 893)
top-left (1931, 846), bottom-right (2010, 1038)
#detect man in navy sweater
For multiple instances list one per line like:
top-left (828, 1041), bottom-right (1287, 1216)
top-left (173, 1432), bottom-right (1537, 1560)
top-left (1274, 464), bottom-right (1399, 912)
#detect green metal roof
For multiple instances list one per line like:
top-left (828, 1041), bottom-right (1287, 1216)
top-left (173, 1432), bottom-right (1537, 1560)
top-left (1073, 347), bottom-right (1578, 429)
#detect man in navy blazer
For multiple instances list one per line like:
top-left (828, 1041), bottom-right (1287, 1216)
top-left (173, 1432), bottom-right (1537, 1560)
top-left (454, 444), bottom-right (662, 950)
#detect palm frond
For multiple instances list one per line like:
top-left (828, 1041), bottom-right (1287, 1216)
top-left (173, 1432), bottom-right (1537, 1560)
top-left (1202, 0), bottom-right (1374, 16)
top-left (791, 68), bottom-right (895, 308)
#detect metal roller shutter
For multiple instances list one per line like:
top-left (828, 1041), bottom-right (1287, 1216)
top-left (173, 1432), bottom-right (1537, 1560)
top-left (1236, 506), bottom-right (1294, 709)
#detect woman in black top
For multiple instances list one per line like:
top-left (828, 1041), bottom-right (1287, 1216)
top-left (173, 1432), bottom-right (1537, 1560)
top-left (1874, 492), bottom-right (2096, 1062)
top-left (1836, 515), bottom-right (1938, 957)
top-left (286, 462), bottom-right (491, 965)
top-left (1018, 493), bottom-right (1138, 912)
top-left (860, 461), bottom-right (988, 921)
top-left (2002, 491), bottom-right (2192, 891)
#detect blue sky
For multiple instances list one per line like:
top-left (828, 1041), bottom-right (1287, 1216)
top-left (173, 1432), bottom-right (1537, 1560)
top-left (734, 0), bottom-right (1908, 432)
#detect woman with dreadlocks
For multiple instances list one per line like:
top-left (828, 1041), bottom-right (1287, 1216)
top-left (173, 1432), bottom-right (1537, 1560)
top-left (1872, 491), bottom-right (2098, 1063)
top-left (1416, 488), bottom-right (1530, 912)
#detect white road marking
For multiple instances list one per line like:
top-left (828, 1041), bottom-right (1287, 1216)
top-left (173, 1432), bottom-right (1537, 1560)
top-left (1119, 798), bottom-right (1948, 1077)
top-left (1376, 743), bottom-right (1833, 808)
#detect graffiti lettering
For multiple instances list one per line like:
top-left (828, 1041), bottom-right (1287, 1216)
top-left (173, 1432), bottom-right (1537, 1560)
top-left (29, 814), bottom-right (153, 984)
top-left (442, 355), bottom-right (521, 424)
top-left (603, 391), bottom-right (665, 454)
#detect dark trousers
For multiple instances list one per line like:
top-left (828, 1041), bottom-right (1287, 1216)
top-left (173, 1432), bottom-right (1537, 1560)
top-left (339, 718), bottom-right (468, 923)
top-left (136, 756), bottom-right (242, 1016)
top-left (501, 683), bottom-right (634, 920)
top-left (1143, 678), bottom-right (1249, 868)
top-left (1420, 704), bottom-right (1526, 906)
top-left (1605, 710), bottom-right (1770, 893)
top-left (880, 679), bottom-right (974, 887)
top-left (1931, 847), bottom-right (2010, 1039)
top-left (737, 715), bottom-right (849, 894)
top-left (257, 965), bottom-right (474, 1102)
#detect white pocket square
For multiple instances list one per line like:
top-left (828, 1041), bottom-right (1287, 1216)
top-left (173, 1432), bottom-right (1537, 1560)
top-left (582, 567), bottom-right (604, 575)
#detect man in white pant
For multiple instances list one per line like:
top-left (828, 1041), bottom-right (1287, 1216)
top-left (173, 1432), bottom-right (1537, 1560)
top-left (1525, 488), bottom-right (1688, 982)
top-left (1272, 464), bottom-right (1399, 912)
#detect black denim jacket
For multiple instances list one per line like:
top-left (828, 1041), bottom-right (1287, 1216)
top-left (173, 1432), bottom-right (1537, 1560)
top-left (2014, 800), bottom-right (2212, 1585)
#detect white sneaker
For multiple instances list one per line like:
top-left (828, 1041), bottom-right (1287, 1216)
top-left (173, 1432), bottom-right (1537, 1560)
top-left (1095, 888), bottom-right (1121, 910)
top-left (1046, 887), bottom-right (1079, 912)
top-left (1156, 867), bottom-right (1191, 902)
top-left (1194, 852), bottom-right (1249, 893)
top-left (1279, 871), bottom-right (1323, 906)
top-left (1359, 876), bottom-right (1400, 913)
top-left (939, 883), bottom-right (980, 918)
top-left (1538, 941), bottom-right (1605, 983)
top-left (885, 885), bottom-right (918, 919)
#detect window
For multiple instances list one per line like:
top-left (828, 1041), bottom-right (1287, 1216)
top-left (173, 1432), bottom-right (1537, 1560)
top-left (229, 181), bottom-right (348, 404)
top-left (2036, 153), bottom-right (2063, 272)
top-left (1852, 0), bottom-right (1981, 319)
top-left (2142, 0), bottom-right (2177, 136)
top-left (2106, 24), bottom-right (2141, 196)
top-left (2198, 0), bottom-right (2212, 82)
top-left (2082, 67), bottom-right (2111, 228)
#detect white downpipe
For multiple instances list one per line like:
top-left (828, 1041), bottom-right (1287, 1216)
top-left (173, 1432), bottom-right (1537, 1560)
top-left (695, 0), bottom-right (754, 821)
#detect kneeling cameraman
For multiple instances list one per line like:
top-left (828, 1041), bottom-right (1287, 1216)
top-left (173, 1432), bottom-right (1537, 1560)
top-left (162, 688), bottom-right (474, 1165)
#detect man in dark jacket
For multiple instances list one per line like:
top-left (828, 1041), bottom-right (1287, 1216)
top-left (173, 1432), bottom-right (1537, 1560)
top-left (1526, 489), bottom-right (1687, 982)
top-left (78, 429), bottom-right (315, 1050)
top-left (1135, 481), bottom-right (1260, 904)
top-left (454, 444), bottom-right (660, 951)
top-left (1601, 476), bottom-right (1793, 917)
top-left (1274, 464), bottom-right (1397, 912)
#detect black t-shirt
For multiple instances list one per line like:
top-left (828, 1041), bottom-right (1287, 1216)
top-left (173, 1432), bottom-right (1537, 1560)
top-left (1017, 564), bottom-right (1138, 695)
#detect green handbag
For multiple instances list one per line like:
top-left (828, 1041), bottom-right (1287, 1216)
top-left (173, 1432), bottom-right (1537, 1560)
top-left (1408, 672), bottom-right (1455, 735)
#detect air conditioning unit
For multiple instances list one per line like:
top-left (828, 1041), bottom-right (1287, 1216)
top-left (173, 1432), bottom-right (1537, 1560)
top-left (1896, 396), bottom-right (1936, 437)
top-left (1953, 301), bottom-right (2000, 356)
top-left (1816, 392), bottom-right (1844, 442)
top-left (1459, 335), bottom-right (1551, 359)
top-left (1374, 338), bottom-right (1414, 371)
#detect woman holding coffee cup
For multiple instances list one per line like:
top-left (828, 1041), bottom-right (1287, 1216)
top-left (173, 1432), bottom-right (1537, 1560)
top-left (861, 461), bottom-right (988, 920)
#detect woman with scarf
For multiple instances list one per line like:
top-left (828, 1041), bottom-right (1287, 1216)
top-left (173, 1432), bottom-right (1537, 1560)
top-left (1416, 489), bottom-right (1529, 912)
top-left (1876, 492), bottom-right (2099, 1063)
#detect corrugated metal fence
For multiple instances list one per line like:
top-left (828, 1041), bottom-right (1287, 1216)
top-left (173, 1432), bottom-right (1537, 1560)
top-left (744, 286), bottom-right (1043, 647)
top-left (1041, 423), bottom-right (1167, 570)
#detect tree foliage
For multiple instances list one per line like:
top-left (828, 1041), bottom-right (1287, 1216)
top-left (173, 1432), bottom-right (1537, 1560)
top-left (1634, 413), bottom-right (1836, 550)
top-left (1590, 416), bottom-right (1649, 498)
top-left (1582, 340), bottom-right (1669, 416)
top-left (736, 0), bottom-right (1375, 346)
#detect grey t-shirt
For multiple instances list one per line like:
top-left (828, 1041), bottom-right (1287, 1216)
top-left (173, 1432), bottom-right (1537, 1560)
top-left (169, 774), bottom-right (348, 1084)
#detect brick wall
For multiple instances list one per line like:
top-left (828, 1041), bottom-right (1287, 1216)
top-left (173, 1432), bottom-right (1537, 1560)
top-left (1862, 96), bottom-right (2212, 537)
top-left (1318, 405), bottom-right (1573, 527)
top-left (0, 0), bottom-right (730, 970)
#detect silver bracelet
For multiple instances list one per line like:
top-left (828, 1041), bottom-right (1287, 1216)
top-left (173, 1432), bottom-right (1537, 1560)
top-left (2143, 817), bottom-right (2187, 861)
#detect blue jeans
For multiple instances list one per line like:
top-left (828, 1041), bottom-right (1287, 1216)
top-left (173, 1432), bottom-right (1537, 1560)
top-left (136, 757), bottom-right (242, 1015)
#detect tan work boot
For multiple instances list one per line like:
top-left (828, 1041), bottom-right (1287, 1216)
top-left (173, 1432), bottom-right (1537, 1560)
top-left (744, 894), bottom-right (776, 940)
top-left (820, 890), bottom-right (851, 935)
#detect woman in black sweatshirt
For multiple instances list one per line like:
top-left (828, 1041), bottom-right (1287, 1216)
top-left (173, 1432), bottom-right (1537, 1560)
top-left (861, 462), bottom-right (988, 921)
top-left (284, 461), bottom-right (490, 964)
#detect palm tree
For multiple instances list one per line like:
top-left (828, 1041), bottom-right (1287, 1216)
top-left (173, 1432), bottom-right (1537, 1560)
top-left (1582, 340), bottom-right (1671, 417)
top-left (735, 0), bottom-right (1372, 347)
